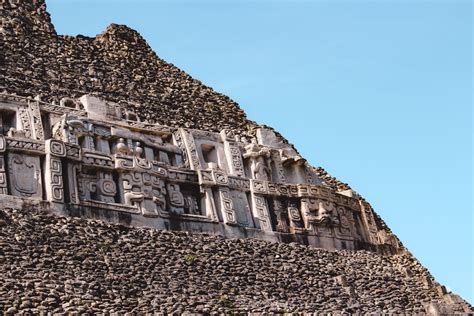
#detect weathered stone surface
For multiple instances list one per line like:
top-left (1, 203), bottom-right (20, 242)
top-left (0, 0), bottom-right (472, 313)
top-left (0, 0), bottom-right (252, 134)
top-left (0, 208), bottom-right (472, 314)
top-left (0, 93), bottom-right (399, 252)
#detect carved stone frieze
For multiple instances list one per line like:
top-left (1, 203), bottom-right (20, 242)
top-left (228, 176), bottom-right (250, 191)
top-left (0, 95), bottom-right (400, 252)
top-left (6, 137), bottom-right (45, 155)
top-left (65, 143), bottom-right (81, 161)
top-left (83, 151), bottom-right (114, 169)
top-left (251, 179), bottom-right (268, 194)
top-left (198, 170), bottom-right (214, 186)
top-left (46, 139), bottom-right (66, 157)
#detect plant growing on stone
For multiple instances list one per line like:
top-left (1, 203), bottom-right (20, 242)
top-left (183, 254), bottom-right (197, 264)
top-left (218, 295), bottom-right (234, 308)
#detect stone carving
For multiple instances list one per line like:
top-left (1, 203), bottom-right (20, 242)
top-left (167, 183), bottom-right (185, 214)
top-left (336, 206), bottom-right (355, 237)
top-left (65, 143), bottom-right (81, 160)
top-left (45, 140), bottom-right (64, 203)
top-left (270, 150), bottom-right (286, 183)
top-left (251, 179), bottom-right (268, 194)
top-left (198, 170), bottom-right (214, 186)
top-left (83, 151), bottom-right (114, 169)
top-left (115, 138), bottom-right (130, 155)
top-left (173, 130), bottom-right (189, 168)
top-left (251, 194), bottom-right (272, 231)
top-left (228, 176), bottom-right (251, 191)
top-left (8, 153), bottom-right (42, 198)
top-left (0, 155), bottom-right (8, 195)
top-left (219, 187), bottom-right (237, 224)
top-left (47, 139), bottom-right (66, 157)
top-left (66, 164), bottom-right (80, 204)
top-left (121, 171), bottom-right (166, 217)
top-left (6, 137), bottom-right (45, 154)
top-left (0, 136), bottom-right (7, 195)
top-left (40, 102), bottom-right (87, 117)
top-left (243, 140), bottom-right (272, 181)
top-left (48, 158), bottom-right (64, 202)
top-left (222, 133), bottom-right (245, 177)
top-left (301, 198), bottom-right (340, 236)
top-left (17, 106), bottom-right (33, 139)
top-left (272, 199), bottom-right (289, 233)
top-left (212, 170), bottom-right (228, 185)
top-left (96, 172), bottom-right (117, 203)
top-left (0, 94), bottom-right (400, 253)
top-left (28, 100), bottom-right (45, 140)
top-left (184, 194), bottom-right (200, 215)
top-left (287, 200), bottom-right (304, 231)
top-left (180, 129), bottom-right (202, 170)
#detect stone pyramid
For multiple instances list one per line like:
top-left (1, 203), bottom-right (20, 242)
top-left (0, 0), bottom-right (471, 313)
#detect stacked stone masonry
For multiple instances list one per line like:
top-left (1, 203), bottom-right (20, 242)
top-left (0, 208), bottom-right (472, 314)
top-left (0, 0), bottom-right (472, 313)
top-left (1, 0), bottom-right (251, 133)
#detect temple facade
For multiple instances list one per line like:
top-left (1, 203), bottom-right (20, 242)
top-left (0, 93), bottom-right (399, 253)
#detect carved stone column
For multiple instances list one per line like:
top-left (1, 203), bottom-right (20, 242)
top-left (249, 180), bottom-right (272, 231)
top-left (220, 130), bottom-right (245, 178)
top-left (0, 135), bottom-right (7, 195)
top-left (270, 149), bottom-right (286, 183)
top-left (28, 100), bottom-right (45, 140)
top-left (64, 143), bottom-right (81, 204)
top-left (218, 186), bottom-right (237, 225)
top-left (178, 129), bottom-right (202, 170)
top-left (45, 139), bottom-right (66, 203)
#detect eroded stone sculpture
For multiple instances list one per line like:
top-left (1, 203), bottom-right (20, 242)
top-left (0, 93), bottom-right (401, 252)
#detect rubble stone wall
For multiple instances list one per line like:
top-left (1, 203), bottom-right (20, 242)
top-left (1, 0), bottom-right (472, 313)
top-left (0, 208), bottom-right (472, 314)
top-left (1, 0), bottom-right (252, 133)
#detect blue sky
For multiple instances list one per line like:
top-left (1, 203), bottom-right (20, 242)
top-left (47, 0), bottom-right (472, 303)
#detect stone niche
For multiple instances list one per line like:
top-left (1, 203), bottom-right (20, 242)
top-left (0, 93), bottom-right (401, 253)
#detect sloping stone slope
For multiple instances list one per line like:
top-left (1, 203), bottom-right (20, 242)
top-left (1, 1), bottom-right (252, 132)
top-left (0, 208), bottom-right (471, 314)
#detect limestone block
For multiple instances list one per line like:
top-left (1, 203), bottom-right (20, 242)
top-left (80, 95), bottom-right (108, 120)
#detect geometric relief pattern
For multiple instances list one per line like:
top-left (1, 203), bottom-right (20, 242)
top-left (251, 194), bottom-right (272, 231)
top-left (219, 187), bottom-right (236, 225)
top-left (0, 155), bottom-right (8, 195)
top-left (46, 157), bottom-right (64, 202)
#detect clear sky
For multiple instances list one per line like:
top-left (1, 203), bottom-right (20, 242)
top-left (47, 0), bottom-right (472, 303)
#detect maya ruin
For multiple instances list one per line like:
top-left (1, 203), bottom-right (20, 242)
top-left (0, 0), bottom-right (472, 314)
